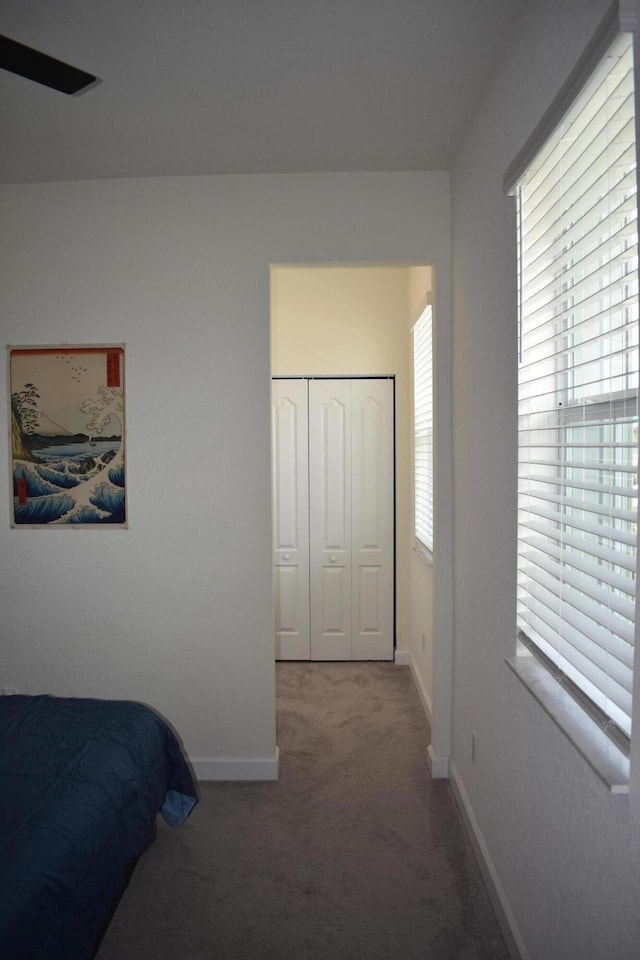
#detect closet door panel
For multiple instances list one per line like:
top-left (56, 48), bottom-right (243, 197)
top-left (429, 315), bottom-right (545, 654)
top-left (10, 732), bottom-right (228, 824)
top-left (272, 380), bottom-right (310, 659)
top-left (351, 379), bottom-right (394, 659)
top-left (309, 380), bottom-right (352, 660)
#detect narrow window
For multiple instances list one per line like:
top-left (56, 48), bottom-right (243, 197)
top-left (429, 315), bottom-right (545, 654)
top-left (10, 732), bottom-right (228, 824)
top-left (516, 33), bottom-right (638, 743)
top-left (413, 305), bottom-right (433, 556)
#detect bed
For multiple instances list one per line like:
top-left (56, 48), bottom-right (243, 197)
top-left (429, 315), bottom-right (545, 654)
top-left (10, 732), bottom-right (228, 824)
top-left (0, 694), bottom-right (198, 960)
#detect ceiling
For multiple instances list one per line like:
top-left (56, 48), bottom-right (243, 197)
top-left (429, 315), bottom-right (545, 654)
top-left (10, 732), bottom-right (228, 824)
top-left (0, 0), bottom-right (525, 184)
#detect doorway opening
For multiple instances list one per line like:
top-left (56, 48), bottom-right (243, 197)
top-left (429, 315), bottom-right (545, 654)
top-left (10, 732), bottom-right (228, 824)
top-left (270, 263), bottom-right (432, 664)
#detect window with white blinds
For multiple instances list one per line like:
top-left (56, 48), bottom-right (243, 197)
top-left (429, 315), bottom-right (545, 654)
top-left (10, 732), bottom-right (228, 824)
top-left (516, 33), bottom-right (639, 740)
top-left (413, 305), bottom-right (433, 555)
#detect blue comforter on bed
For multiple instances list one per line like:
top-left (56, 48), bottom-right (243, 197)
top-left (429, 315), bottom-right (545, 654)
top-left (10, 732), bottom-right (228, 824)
top-left (0, 695), bottom-right (197, 960)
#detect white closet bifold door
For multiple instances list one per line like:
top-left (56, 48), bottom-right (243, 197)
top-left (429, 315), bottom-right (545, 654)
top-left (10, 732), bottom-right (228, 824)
top-left (272, 379), bottom-right (310, 660)
top-left (309, 379), bottom-right (353, 659)
top-left (272, 377), bottom-right (394, 661)
top-left (350, 378), bottom-right (394, 660)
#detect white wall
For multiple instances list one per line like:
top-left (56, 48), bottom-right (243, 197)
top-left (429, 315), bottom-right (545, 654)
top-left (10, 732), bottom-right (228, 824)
top-left (0, 171), bottom-right (450, 778)
top-left (450, 1), bottom-right (640, 957)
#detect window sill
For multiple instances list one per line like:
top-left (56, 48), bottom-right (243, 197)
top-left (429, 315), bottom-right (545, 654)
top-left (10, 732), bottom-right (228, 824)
top-left (413, 539), bottom-right (433, 567)
top-left (505, 651), bottom-right (630, 794)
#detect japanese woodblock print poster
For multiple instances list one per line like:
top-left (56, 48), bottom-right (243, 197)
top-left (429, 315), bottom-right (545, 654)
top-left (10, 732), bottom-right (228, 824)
top-left (9, 345), bottom-right (126, 527)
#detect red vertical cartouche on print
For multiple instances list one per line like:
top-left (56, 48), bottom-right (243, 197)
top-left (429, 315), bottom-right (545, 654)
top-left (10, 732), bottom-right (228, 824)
top-left (106, 350), bottom-right (121, 388)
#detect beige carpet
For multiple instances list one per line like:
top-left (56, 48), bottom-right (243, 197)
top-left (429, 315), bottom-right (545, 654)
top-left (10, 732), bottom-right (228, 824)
top-left (96, 662), bottom-right (508, 960)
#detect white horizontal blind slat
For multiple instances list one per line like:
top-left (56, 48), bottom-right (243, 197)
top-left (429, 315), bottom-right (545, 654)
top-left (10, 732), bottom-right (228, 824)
top-left (519, 563), bottom-right (635, 643)
top-left (519, 535), bottom-right (636, 599)
top-left (520, 518), bottom-right (637, 572)
top-left (516, 596), bottom-right (633, 715)
top-left (516, 588), bottom-right (633, 690)
top-left (516, 32), bottom-right (639, 738)
top-left (413, 306), bottom-right (433, 553)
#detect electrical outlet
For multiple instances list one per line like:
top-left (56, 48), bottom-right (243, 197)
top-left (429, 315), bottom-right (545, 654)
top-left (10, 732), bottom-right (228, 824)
top-left (421, 632), bottom-right (426, 653)
top-left (471, 731), bottom-right (478, 765)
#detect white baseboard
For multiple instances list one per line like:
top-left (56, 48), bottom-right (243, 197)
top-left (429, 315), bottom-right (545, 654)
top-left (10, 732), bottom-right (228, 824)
top-left (192, 746), bottom-right (280, 782)
top-left (427, 744), bottom-right (450, 779)
top-left (394, 648), bottom-right (410, 665)
top-left (402, 652), bottom-right (450, 779)
top-left (407, 652), bottom-right (433, 727)
top-left (449, 761), bottom-right (528, 960)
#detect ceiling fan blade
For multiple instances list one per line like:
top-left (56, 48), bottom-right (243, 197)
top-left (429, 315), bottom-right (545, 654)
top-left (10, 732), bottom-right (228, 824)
top-left (0, 35), bottom-right (98, 95)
